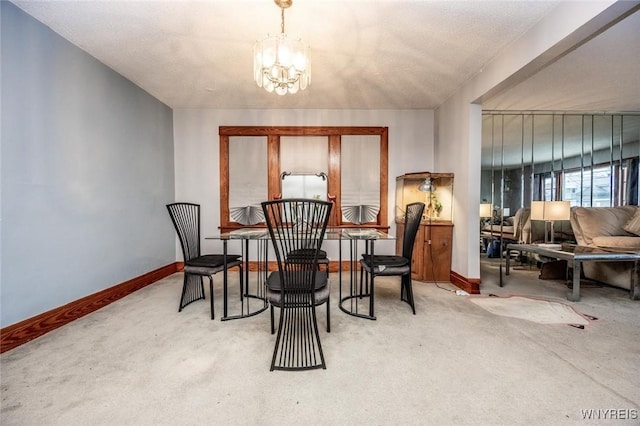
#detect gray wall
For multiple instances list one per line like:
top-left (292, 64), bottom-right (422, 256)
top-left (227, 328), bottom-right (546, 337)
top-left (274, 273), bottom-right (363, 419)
top-left (1, 2), bottom-right (175, 327)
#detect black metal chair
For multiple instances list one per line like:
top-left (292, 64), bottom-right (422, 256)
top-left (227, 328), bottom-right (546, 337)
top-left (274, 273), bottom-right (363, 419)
top-left (166, 202), bottom-right (243, 320)
top-left (287, 248), bottom-right (330, 273)
top-left (359, 202), bottom-right (425, 315)
top-left (262, 198), bottom-right (332, 371)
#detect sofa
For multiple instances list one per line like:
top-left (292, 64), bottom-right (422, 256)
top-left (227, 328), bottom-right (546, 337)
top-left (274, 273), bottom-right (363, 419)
top-left (570, 205), bottom-right (640, 290)
top-left (481, 216), bottom-right (516, 242)
top-left (513, 207), bottom-right (574, 244)
top-left (481, 207), bottom-right (574, 258)
top-left (481, 207), bottom-right (564, 246)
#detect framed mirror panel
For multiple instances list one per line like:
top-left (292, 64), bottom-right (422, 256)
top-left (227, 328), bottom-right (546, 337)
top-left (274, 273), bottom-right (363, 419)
top-left (219, 126), bottom-right (389, 232)
top-left (228, 136), bottom-right (268, 225)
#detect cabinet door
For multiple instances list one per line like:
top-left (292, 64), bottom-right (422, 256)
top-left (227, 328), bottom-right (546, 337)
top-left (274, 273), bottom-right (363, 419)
top-left (411, 226), bottom-right (425, 280)
top-left (423, 225), bottom-right (453, 282)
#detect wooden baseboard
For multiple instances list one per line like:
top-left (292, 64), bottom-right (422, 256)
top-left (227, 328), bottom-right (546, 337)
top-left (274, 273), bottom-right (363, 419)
top-left (0, 262), bottom-right (179, 354)
top-left (450, 270), bottom-right (481, 294)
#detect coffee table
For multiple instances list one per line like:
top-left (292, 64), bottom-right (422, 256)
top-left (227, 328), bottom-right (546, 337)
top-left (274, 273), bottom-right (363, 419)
top-left (502, 243), bottom-right (640, 301)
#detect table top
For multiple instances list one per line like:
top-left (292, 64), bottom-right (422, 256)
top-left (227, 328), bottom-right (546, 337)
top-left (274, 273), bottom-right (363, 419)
top-left (507, 243), bottom-right (640, 261)
top-left (207, 228), bottom-right (394, 241)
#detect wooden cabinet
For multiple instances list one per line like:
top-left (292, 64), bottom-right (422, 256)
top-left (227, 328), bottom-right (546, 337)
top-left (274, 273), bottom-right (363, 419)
top-left (396, 221), bottom-right (453, 282)
top-left (395, 171), bottom-right (454, 282)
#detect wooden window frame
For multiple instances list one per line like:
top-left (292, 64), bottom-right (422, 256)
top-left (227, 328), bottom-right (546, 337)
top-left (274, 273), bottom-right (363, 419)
top-left (219, 126), bottom-right (388, 233)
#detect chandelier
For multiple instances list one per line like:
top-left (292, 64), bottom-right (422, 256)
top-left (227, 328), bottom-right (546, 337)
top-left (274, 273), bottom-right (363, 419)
top-left (253, 0), bottom-right (311, 95)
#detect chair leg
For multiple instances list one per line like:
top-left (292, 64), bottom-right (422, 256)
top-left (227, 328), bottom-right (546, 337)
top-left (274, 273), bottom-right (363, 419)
top-left (208, 276), bottom-right (215, 320)
top-left (270, 305), bottom-right (275, 335)
top-left (369, 273), bottom-right (375, 318)
top-left (326, 300), bottom-right (330, 333)
top-left (359, 267), bottom-right (367, 298)
top-left (179, 273), bottom-right (206, 312)
top-left (401, 274), bottom-right (416, 314)
top-left (270, 306), bottom-right (284, 371)
top-left (238, 265), bottom-right (244, 301)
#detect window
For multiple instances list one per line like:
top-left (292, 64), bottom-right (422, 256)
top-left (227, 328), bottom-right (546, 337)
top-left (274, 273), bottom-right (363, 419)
top-left (543, 173), bottom-right (554, 201)
top-left (562, 164), bottom-right (616, 207)
top-left (219, 126), bottom-right (389, 232)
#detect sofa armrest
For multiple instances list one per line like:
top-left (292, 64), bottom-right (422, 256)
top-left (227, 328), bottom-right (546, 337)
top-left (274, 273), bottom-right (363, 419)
top-left (571, 206), bottom-right (638, 245)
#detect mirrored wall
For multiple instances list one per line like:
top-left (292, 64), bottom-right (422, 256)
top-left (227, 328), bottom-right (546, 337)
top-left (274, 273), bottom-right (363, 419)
top-left (480, 112), bottom-right (640, 248)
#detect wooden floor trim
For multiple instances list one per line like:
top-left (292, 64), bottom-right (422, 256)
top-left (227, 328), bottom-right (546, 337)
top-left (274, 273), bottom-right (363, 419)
top-left (0, 262), bottom-right (179, 354)
top-left (450, 270), bottom-right (481, 294)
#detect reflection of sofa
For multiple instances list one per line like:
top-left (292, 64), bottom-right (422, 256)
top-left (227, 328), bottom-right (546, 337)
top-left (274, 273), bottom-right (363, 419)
top-left (481, 206), bottom-right (575, 245)
top-left (481, 207), bottom-right (574, 258)
top-left (513, 207), bottom-right (574, 244)
top-left (481, 216), bottom-right (516, 242)
top-left (570, 206), bottom-right (640, 290)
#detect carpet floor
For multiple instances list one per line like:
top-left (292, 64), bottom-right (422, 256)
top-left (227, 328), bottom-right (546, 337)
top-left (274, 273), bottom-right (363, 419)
top-left (469, 295), bottom-right (591, 326)
top-left (1, 259), bottom-right (639, 425)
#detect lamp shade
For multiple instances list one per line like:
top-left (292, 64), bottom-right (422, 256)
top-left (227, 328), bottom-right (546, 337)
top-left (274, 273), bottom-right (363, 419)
top-left (530, 201), bottom-right (545, 220)
top-left (479, 203), bottom-right (492, 218)
top-left (418, 178), bottom-right (433, 193)
top-left (530, 201), bottom-right (570, 221)
top-left (544, 201), bottom-right (571, 221)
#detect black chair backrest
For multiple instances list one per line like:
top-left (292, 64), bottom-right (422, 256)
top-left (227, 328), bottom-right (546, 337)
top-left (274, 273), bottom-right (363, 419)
top-left (167, 203), bottom-right (201, 262)
top-left (262, 199), bottom-right (332, 293)
top-left (402, 202), bottom-right (426, 260)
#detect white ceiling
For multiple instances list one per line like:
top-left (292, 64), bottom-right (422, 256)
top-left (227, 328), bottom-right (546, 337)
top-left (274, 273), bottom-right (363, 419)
top-left (484, 7), bottom-right (640, 112)
top-left (10, 1), bottom-right (640, 112)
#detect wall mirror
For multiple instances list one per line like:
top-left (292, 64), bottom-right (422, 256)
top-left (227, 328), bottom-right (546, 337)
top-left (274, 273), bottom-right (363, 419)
top-left (481, 112), bottom-right (640, 255)
top-left (279, 135), bottom-right (328, 200)
top-left (219, 126), bottom-right (389, 232)
top-left (341, 135), bottom-right (381, 224)
top-left (281, 172), bottom-right (328, 200)
top-left (228, 136), bottom-right (267, 225)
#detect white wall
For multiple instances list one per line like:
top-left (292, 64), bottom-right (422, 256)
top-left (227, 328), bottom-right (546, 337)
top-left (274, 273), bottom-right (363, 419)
top-left (173, 109), bottom-right (434, 259)
top-left (1, 3), bottom-right (175, 327)
top-left (436, 0), bottom-right (629, 281)
top-left (436, 98), bottom-right (483, 281)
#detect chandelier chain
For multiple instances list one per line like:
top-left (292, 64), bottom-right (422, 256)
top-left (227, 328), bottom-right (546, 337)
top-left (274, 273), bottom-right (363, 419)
top-left (281, 7), bottom-right (285, 34)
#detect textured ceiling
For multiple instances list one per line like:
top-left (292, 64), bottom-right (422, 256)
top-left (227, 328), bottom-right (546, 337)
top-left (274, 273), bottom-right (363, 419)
top-left (11, 0), bottom-right (568, 110)
top-left (484, 9), bottom-right (640, 112)
top-left (10, 1), bottom-right (640, 113)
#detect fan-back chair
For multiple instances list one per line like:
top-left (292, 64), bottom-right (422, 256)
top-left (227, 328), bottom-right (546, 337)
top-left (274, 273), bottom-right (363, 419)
top-left (261, 198), bottom-right (332, 371)
top-left (167, 202), bottom-right (243, 319)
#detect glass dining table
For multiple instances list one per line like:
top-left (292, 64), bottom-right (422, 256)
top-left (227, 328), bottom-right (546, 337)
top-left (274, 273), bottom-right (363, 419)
top-left (206, 228), bottom-right (394, 321)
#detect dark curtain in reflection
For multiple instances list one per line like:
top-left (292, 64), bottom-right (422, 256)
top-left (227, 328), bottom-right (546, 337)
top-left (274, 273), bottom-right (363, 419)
top-left (628, 158), bottom-right (639, 206)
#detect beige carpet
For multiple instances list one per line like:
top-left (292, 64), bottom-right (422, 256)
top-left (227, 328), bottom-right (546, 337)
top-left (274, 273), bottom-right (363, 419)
top-left (469, 295), bottom-right (591, 327)
top-left (2, 263), bottom-right (640, 425)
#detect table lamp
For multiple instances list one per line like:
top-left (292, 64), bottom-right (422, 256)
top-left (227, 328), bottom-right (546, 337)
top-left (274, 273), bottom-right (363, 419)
top-left (479, 203), bottom-right (492, 218)
top-left (530, 201), bottom-right (570, 244)
top-left (479, 203), bottom-right (493, 254)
